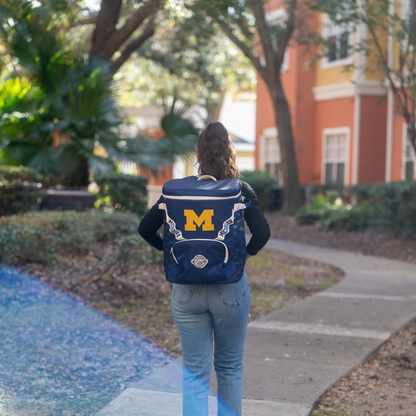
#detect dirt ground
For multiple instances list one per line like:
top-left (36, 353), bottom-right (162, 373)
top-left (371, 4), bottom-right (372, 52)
top-left (266, 213), bottom-right (416, 416)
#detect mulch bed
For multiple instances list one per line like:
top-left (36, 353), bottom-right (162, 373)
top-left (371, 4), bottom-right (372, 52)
top-left (265, 214), bottom-right (416, 264)
top-left (312, 318), bottom-right (416, 416)
top-left (266, 213), bottom-right (416, 416)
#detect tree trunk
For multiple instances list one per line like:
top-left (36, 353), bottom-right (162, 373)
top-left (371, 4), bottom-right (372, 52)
top-left (268, 76), bottom-right (301, 214)
top-left (205, 90), bottom-right (226, 122)
top-left (63, 156), bottom-right (90, 189)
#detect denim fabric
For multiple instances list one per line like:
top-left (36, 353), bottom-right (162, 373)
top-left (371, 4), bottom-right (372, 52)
top-left (171, 273), bottom-right (251, 416)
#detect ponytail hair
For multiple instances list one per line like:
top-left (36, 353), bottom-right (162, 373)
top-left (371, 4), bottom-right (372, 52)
top-left (196, 122), bottom-right (240, 180)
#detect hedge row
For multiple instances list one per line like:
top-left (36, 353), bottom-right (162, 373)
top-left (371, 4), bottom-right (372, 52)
top-left (94, 172), bottom-right (148, 215)
top-left (297, 181), bottom-right (416, 239)
top-left (0, 210), bottom-right (146, 265)
top-left (0, 166), bottom-right (45, 216)
top-left (0, 166), bottom-right (149, 217)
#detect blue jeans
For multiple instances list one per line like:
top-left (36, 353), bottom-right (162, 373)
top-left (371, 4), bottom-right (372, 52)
top-left (171, 273), bottom-right (250, 416)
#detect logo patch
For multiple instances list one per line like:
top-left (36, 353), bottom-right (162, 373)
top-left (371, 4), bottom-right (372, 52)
top-left (184, 209), bottom-right (214, 231)
top-left (191, 255), bottom-right (209, 268)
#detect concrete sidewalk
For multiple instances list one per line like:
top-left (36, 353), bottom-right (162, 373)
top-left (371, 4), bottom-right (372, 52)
top-left (95, 238), bottom-right (416, 416)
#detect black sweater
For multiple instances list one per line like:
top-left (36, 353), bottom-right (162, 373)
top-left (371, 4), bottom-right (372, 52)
top-left (138, 180), bottom-right (271, 256)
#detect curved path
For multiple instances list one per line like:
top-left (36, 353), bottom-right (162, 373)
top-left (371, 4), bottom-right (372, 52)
top-left (96, 238), bottom-right (416, 416)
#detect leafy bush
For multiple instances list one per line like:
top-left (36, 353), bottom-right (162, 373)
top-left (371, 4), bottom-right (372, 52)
top-left (298, 181), bottom-right (416, 239)
top-left (240, 170), bottom-right (276, 211)
top-left (0, 210), bottom-right (144, 265)
top-left (0, 165), bottom-right (45, 216)
top-left (370, 181), bottom-right (416, 239)
top-left (94, 172), bottom-right (148, 215)
top-left (0, 165), bottom-right (44, 183)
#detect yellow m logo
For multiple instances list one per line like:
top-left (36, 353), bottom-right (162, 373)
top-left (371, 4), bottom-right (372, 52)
top-left (184, 209), bottom-right (215, 231)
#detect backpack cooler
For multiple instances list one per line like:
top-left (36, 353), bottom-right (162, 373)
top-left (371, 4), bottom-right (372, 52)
top-left (158, 175), bottom-right (251, 285)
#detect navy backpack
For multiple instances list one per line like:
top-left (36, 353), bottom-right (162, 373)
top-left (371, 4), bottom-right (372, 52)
top-left (158, 175), bottom-right (251, 285)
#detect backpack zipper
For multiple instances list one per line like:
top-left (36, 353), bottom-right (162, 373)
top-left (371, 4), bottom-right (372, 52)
top-left (162, 192), bottom-right (241, 201)
top-left (171, 239), bottom-right (229, 264)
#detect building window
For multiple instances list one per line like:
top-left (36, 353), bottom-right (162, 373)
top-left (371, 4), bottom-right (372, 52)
top-left (323, 130), bottom-right (348, 185)
top-left (263, 134), bottom-right (283, 184)
top-left (322, 14), bottom-right (353, 69)
top-left (404, 129), bottom-right (416, 180)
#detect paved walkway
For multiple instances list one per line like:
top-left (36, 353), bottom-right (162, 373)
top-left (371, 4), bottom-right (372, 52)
top-left (0, 266), bottom-right (169, 414)
top-left (96, 238), bottom-right (416, 416)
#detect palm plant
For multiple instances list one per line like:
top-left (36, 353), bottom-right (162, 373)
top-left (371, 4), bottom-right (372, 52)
top-left (0, 4), bottom-right (199, 187)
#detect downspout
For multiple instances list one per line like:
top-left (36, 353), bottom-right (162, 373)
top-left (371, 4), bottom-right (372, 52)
top-left (352, 3), bottom-right (366, 185)
top-left (385, 1), bottom-right (395, 183)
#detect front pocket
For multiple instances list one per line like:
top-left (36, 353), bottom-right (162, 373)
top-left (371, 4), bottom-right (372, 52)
top-left (167, 239), bottom-right (234, 284)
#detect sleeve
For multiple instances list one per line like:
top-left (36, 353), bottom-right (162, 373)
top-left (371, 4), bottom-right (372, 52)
top-left (138, 201), bottom-right (164, 251)
top-left (241, 181), bottom-right (271, 256)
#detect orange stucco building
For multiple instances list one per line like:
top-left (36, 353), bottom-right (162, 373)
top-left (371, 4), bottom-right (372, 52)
top-left (256, 1), bottom-right (415, 186)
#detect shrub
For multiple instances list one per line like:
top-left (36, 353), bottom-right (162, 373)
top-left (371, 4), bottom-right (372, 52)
top-left (371, 181), bottom-right (416, 239)
top-left (94, 172), bottom-right (148, 215)
top-left (0, 165), bottom-right (44, 183)
top-left (298, 181), bottom-right (416, 239)
top-left (240, 170), bottom-right (276, 211)
top-left (0, 210), bottom-right (143, 265)
top-left (0, 165), bottom-right (45, 216)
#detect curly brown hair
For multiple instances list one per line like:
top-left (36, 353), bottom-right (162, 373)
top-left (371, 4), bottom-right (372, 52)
top-left (196, 122), bottom-right (240, 180)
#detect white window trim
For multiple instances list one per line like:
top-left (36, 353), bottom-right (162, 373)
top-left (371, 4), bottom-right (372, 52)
top-left (402, 122), bottom-right (416, 180)
top-left (260, 127), bottom-right (283, 183)
top-left (321, 13), bottom-right (354, 70)
top-left (321, 127), bottom-right (351, 185)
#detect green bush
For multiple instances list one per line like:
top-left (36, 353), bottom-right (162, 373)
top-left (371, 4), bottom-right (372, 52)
top-left (371, 181), bottom-right (416, 239)
top-left (94, 172), bottom-right (148, 215)
top-left (0, 165), bottom-right (44, 183)
top-left (298, 181), bottom-right (416, 239)
top-left (0, 210), bottom-right (145, 265)
top-left (0, 165), bottom-right (45, 216)
top-left (240, 170), bottom-right (276, 211)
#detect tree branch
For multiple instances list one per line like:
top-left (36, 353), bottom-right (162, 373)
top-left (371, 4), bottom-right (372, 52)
top-left (249, 0), bottom-right (276, 73)
top-left (215, 17), bottom-right (265, 77)
top-left (110, 17), bottom-right (155, 74)
top-left (277, 0), bottom-right (296, 69)
top-left (77, 13), bottom-right (99, 26)
top-left (103, 0), bottom-right (164, 60)
top-left (91, 0), bottom-right (122, 58)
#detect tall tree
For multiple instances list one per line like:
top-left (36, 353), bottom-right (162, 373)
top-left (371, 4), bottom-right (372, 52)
top-left (0, 5), bottom-right (199, 186)
top-left (89, 0), bottom-right (164, 74)
top-left (309, 0), bottom-right (416, 158)
top-left (121, 2), bottom-right (255, 122)
top-left (1, 0), bottom-right (165, 75)
top-left (199, 0), bottom-right (303, 212)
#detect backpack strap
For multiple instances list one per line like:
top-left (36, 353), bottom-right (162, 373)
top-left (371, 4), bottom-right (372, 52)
top-left (158, 200), bottom-right (185, 241)
top-left (215, 197), bottom-right (251, 241)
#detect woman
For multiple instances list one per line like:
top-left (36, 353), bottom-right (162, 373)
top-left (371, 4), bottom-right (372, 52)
top-left (138, 122), bottom-right (270, 416)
